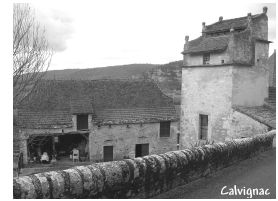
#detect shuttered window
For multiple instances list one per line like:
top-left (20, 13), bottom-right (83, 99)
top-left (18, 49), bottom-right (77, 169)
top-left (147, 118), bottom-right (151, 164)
top-left (160, 121), bottom-right (171, 137)
top-left (199, 114), bottom-right (208, 140)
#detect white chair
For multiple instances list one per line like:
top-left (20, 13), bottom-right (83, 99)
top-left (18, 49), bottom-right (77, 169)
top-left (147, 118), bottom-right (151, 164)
top-left (72, 149), bottom-right (79, 162)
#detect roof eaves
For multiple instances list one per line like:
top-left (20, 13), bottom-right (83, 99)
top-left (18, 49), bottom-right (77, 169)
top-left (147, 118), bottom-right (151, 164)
top-left (184, 46), bottom-right (228, 55)
top-left (182, 62), bottom-right (253, 68)
top-left (204, 26), bottom-right (246, 34)
top-left (254, 38), bottom-right (272, 43)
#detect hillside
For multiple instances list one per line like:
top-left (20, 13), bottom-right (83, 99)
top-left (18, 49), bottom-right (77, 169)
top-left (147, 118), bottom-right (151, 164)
top-left (43, 64), bottom-right (157, 80)
top-left (149, 60), bottom-right (183, 104)
top-left (41, 61), bottom-right (183, 105)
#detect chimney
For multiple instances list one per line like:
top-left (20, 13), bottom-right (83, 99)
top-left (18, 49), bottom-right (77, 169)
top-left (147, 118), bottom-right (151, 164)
top-left (263, 6), bottom-right (268, 14)
top-left (202, 22), bottom-right (206, 36)
top-left (247, 12), bottom-right (252, 24)
top-left (185, 35), bottom-right (189, 43)
top-left (184, 35), bottom-right (189, 51)
top-left (219, 16), bottom-right (223, 22)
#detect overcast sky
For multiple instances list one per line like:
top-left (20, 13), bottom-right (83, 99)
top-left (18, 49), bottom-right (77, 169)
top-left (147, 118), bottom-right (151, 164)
top-left (30, 0), bottom-right (276, 71)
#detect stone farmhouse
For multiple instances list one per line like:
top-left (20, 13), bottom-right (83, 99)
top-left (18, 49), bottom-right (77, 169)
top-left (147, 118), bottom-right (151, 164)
top-left (14, 79), bottom-right (179, 164)
top-left (180, 7), bottom-right (276, 148)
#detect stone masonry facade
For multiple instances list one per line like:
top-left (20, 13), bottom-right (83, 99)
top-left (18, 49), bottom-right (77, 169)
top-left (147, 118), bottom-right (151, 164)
top-left (89, 122), bottom-right (179, 162)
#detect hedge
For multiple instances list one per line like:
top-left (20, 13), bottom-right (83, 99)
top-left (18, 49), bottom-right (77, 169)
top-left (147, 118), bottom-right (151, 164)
top-left (13, 131), bottom-right (275, 199)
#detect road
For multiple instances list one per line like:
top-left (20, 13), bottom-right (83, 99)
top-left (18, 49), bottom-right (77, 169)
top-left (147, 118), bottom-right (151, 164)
top-left (153, 148), bottom-right (276, 199)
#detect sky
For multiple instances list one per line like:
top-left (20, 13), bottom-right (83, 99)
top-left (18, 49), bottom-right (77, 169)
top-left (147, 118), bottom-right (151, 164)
top-left (27, 1), bottom-right (276, 70)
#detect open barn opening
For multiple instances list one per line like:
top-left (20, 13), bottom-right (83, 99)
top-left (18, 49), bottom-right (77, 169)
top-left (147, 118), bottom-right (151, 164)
top-left (27, 133), bottom-right (89, 165)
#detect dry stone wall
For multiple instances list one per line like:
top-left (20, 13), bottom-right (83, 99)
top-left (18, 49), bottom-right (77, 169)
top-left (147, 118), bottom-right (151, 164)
top-left (13, 131), bottom-right (275, 199)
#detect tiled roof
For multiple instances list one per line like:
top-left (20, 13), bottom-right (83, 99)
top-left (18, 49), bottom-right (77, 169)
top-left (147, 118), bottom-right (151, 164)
top-left (17, 79), bottom-right (177, 128)
top-left (94, 107), bottom-right (178, 125)
top-left (17, 110), bottom-right (72, 129)
top-left (70, 96), bottom-right (93, 114)
top-left (183, 35), bottom-right (230, 54)
top-left (205, 14), bottom-right (263, 33)
top-left (233, 105), bottom-right (276, 129)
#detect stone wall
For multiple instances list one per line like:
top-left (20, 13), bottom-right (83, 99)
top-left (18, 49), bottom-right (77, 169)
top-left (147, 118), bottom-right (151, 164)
top-left (267, 51), bottom-right (276, 88)
top-left (89, 122), bottom-right (179, 162)
top-left (184, 51), bottom-right (231, 66)
top-left (230, 30), bottom-right (254, 64)
top-left (13, 131), bottom-right (275, 199)
top-left (229, 111), bottom-right (269, 139)
top-left (212, 110), bottom-right (269, 142)
top-left (232, 64), bottom-right (268, 106)
top-left (180, 66), bottom-right (233, 148)
top-left (251, 15), bottom-right (268, 40)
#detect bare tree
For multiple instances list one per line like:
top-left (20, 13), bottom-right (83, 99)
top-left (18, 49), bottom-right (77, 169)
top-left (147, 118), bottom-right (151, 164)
top-left (13, 3), bottom-right (53, 107)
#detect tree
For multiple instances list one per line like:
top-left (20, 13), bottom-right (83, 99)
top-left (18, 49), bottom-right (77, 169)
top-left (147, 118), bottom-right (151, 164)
top-left (13, 3), bottom-right (53, 107)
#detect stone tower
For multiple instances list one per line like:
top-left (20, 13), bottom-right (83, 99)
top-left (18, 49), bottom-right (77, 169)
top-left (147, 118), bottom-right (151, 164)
top-left (180, 7), bottom-right (271, 148)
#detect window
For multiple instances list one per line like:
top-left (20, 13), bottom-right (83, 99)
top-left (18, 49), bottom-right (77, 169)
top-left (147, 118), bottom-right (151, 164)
top-left (160, 121), bottom-right (171, 137)
top-left (203, 53), bottom-right (210, 65)
top-left (199, 114), bottom-right (208, 140)
top-left (103, 146), bottom-right (113, 162)
top-left (177, 133), bottom-right (180, 150)
top-left (135, 144), bottom-right (149, 157)
top-left (77, 114), bottom-right (88, 130)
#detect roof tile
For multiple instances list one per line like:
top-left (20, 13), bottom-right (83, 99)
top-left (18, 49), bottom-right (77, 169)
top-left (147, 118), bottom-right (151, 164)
top-left (183, 35), bottom-right (230, 54)
top-left (17, 79), bottom-right (177, 128)
top-left (205, 14), bottom-right (263, 33)
top-left (17, 110), bottom-right (72, 129)
top-left (94, 107), bottom-right (179, 125)
top-left (233, 105), bottom-right (276, 129)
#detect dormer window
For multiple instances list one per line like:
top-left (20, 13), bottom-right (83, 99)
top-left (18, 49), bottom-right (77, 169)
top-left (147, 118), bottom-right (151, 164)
top-left (203, 53), bottom-right (210, 65)
top-left (77, 114), bottom-right (88, 130)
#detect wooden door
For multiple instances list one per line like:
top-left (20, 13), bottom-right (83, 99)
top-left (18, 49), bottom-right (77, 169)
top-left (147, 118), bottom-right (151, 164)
top-left (135, 143), bottom-right (149, 157)
top-left (103, 146), bottom-right (113, 162)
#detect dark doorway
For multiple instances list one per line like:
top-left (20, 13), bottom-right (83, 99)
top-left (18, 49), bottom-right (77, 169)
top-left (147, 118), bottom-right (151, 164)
top-left (77, 114), bottom-right (88, 130)
top-left (27, 136), bottom-right (53, 162)
top-left (56, 134), bottom-right (89, 159)
top-left (103, 146), bottom-right (113, 162)
top-left (135, 143), bottom-right (149, 157)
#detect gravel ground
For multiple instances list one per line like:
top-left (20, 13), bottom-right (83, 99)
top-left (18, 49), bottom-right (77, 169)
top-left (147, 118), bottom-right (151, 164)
top-left (153, 148), bottom-right (276, 199)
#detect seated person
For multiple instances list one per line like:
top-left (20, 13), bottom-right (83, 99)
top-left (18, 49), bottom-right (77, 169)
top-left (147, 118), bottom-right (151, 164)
top-left (40, 152), bottom-right (49, 164)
